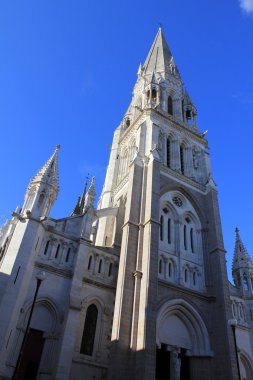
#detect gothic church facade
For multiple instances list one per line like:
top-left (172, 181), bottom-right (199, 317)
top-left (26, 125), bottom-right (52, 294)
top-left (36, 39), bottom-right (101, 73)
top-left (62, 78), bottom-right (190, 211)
top-left (0, 28), bottom-right (253, 380)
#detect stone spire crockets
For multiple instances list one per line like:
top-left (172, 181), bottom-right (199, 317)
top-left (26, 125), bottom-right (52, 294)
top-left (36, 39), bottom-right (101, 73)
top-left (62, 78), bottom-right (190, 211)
top-left (21, 146), bottom-right (60, 218)
top-left (232, 227), bottom-right (253, 292)
top-left (29, 145), bottom-right (60, 193)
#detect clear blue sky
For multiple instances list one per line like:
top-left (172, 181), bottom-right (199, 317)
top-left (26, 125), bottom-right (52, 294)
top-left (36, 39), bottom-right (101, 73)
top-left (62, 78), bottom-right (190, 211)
top-left (0, 0), bottom-right (253, 281)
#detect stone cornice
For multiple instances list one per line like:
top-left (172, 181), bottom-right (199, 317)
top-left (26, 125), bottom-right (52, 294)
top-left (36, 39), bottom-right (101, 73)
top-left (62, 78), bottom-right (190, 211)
top-left (83, 276), bottom-right (116, 291)
top-left (158, 279), bottom-right (216, 302)
top-left (150, 108), bottom-right (208, 147)
top-left (35, 261), bottom-right (73, 278)
top-left (160, 166), bottom-right (206, 193)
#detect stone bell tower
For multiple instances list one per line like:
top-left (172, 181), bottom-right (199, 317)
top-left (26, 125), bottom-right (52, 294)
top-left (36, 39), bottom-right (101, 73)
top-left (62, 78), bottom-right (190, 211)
top-left (92, 27), bottom-right (240, 380)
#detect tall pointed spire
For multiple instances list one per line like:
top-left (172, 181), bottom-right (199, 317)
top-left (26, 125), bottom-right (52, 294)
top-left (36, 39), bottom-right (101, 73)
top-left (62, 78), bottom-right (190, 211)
top-left (143, 27), bottom-right (179, 77)
top-left (232, 227), bottom-right (253, 272)
top-left (29, 145), bottom-right (60, 194)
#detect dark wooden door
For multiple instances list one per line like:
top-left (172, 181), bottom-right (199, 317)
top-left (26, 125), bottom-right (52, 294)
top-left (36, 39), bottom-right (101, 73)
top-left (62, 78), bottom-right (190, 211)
top-left (180, 349), bottom-right (190, 380)
top-left (17, 329), bottom-right (45, 380)
top-left (156, 344), bottom-right (170, 380)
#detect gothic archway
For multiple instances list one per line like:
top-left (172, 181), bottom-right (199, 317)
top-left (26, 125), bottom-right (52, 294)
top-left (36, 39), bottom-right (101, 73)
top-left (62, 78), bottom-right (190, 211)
top-left (8, 298), bottom-right (60, 380)
top-left (239, 351), bottom-right (253, 380)
top-left (156, 299), bottom-right (212, 380)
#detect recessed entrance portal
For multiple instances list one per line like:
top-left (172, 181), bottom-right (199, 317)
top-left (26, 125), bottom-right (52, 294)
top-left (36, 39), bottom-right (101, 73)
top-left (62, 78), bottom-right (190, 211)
top-left (156, 299), bottom-right (212, 380)
top-left (17, 328), bottom-right (45, 380)
top-left (156, 344), bottom-right (170, 380)
top-left (156, 345), bottom-right (190, 380)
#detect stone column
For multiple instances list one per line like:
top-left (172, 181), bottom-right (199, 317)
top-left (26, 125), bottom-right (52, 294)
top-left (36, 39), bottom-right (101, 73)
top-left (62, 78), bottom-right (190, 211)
top-left (170, 348), bottom-right (181, 380)
top-left (108, 154), bottom-right (144, 380)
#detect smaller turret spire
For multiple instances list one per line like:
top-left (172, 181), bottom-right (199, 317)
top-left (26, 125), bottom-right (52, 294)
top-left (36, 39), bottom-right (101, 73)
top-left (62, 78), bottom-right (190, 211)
top-left (22, 146), bottom-right (60, 218)
top-left (29, 145), bottom-right (60, 193)
top-left (71, 176), bottom-right (96, 216)
top-left (84, 176), bottom-right (96, 209)
top-left (232, 227), bottom-right (253, 272)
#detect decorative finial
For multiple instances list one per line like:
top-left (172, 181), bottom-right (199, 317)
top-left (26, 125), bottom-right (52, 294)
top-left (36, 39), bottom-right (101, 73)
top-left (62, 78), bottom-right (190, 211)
top-left (159, 22), bottom-right (162, 29)
top-left (235, 227), bottom-right (239, 233)
top-left (56, 145), bottom-right (61, 150)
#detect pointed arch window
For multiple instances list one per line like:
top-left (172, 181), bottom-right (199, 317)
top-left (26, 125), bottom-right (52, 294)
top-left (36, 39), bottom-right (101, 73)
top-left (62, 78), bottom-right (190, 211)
top-left (180, 145), bottom-right (185, 174)
top-left (190, 228), bottom-right (194, 253)
top-left (44, 240), bottom-right (50, 255)
top-left (183, 225), bottom-right (187, 250)
top-left (55, 244), bottom-right (60, 259)
top-left (185, 269), bottom-right (188, 283)
top-left (243, 276), bottom-right (249, 291)
top-left (193, 272), bottom-right (196, 286)
top-left (160, 215), bottom-right (164, 241)
top-left (168, 96), bottom-right (173, 115)
top-left (108, 262), bottom-right (113, 277)
top-left (80, 304), bottom-right (98, 356)
top-left (88, 256), bottom-right (92, 270)
top-left (98, 259), bottom-right (103, 274)
top-left (152, 89), bottom-right (157, 102)
top-left (186, 110), bottom-right (192, 125)
top-left (167, 138), bottom-right (171, 168)
top-left (37, 193), bottom-right (45, 209)
top-left (66, 248), bottom-right (71, 263)
top-left (168, 262), bottom-right (172, 277)
top-left (167, 219), bottom-right (171, 244)
top-left (159, 259), bottom-right (162, 274)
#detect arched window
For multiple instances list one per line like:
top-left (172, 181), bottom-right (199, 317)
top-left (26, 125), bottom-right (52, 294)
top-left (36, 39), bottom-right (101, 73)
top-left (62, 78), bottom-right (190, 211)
top-left (66, 248), bottom-right (71, 263)
top-left (185, 269), bottom-right (188, 283)
top-left (147, 90), bottom-right (150, 101)
top-left (37, 193), bottom-right (45, 209)
top-left (108, 262), bottom-right (113, 277)
top-left (182, 100), bottom-right (184, 121)
top-left (167, 219), bottom-right (171, 244)
top-left (186, 110), bottom-right (192, 124)
top-left (55, 244), bottom-right (60, 259)
top-left (80, 304), bottom-right (98, 356)
top-left (183, 225), bottom-right (187, 250)
top-left (243, 276), bottom-right (249, 291)
top-left (168, 96), bottom-right (173, 115)
top-left (160, 215), bottom-right (164, 241)
top-left (193, 272), bottom-right (196, 286)
top-left (88, 256), bottom-right (92, 270)
top-left (152, 89), bottom-right (157, 102)
top-left (159, 259), bottom-right (162, 274)
top-left (167, 138), bottom-right (171, 168)
top-left (190, 228), bottom-right (194, 253)
top-left (125, 118), bottom-right (130, 128)
top-left (98, 259), bottom-right (102, 274)
top-left (168, 262), bottom-right (172, 277)
top-left (44, 240), bottom-right (50, 255)
top-left (180, 145), bottom-right (185, 174)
